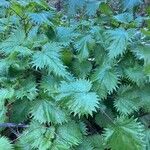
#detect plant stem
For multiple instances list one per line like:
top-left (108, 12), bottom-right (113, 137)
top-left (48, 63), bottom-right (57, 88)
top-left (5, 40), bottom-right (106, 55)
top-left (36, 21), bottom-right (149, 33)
top-left (0, 123), bottom-right (28, 128)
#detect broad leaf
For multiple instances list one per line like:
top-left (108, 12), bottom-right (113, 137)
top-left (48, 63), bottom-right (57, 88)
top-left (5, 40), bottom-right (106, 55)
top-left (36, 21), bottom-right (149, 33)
top-left (51, 121), bottom-right (83, 149)
top-left (57, 79), bottom-right (99, 116)
top-left (105, 28), bottom-right (129, 58)
top-left (31, 100), bottom-right (69, 124)
top-left (104, 117), bottom-right (145, 150)
top-left (122, 0), bottom-right (142, 10)
top-left (91, 61), bottom-right (119, 93)
top-left (0, 137), bottom-right (13, 150)
top-left (75, 35), bottom-right (95, 61)
top-left (27, 12), bottom-right (53, 25)
top-left (0, 29), bottom-right (26, 54)
top-left (32, 43), bottom-right (71, 78)
top-left (18, 122), bottom-right (55, 150)
top-left (114, 85), bottom-right (140, 116)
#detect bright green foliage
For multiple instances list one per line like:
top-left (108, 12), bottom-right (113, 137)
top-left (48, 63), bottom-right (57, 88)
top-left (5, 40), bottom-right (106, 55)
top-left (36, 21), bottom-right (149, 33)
top-left (114, 85), bottom-right (140, 115)
top-left (32, 43), bottom-right (70, 78)
top-left (0, 88), bottom-right (14, 122)
top-left (52, 121), bottom-right (83, 148)
top-left (122, 0), bottom-right (142, 10)
top-left (57, 79), bottom-right (99, 116)
top-left (0, 136), bottom-right (13, 150)
top-left (27, 12), bottom-right (53, 25)
top-left (0, 0), bottom-right (10, 8)
top-left (15, 78), bottom-right (37, 100)
top-left (124, 63), bottom-right (147, 85)
top-left (75, 35), bottom-right (95, 61)
top-left (31, 100), bottom-right (69, 124)
top-left (104, 117), bottom-right (145, 150)
top-left (145, 129), bottom-right (150, 150)
top-left (114, 13), bottom-right (133, 24)
top-left (66, 0), bottom-right (101, 16)
top-left (18, 122), bottom-right (55, 150)
top-left (91, 61), bottom-right (119, 93)
top-left (0, 0), bottom-right (149, 150)
top-left (132, 44), bottom-right (150, 64)
top-left (0, 29), bottom-right (26, 54)
top-left (18, 121), bottom-right (84, 150)
top-left (105, 28), bottom-right (129, 58)
top-left (76, 134), bottom-right (104, 150)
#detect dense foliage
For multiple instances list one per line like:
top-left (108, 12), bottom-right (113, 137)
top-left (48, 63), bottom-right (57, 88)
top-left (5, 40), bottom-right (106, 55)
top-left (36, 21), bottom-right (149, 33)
top-left (0, 0), bottom-right (150, 149)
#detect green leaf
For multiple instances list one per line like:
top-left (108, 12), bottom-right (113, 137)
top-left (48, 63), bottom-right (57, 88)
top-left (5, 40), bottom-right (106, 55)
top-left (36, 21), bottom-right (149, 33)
top-left (67, 0), bottom-right (101, 16)
top-left (31, 100), bottom-right (69, 124)
top-left (91, 61), bottom-right (119, 93)
top-left (0, 105), bottom-right (7, 122)
top-left (57, 79), bottom-right (99, 116)
top-left (10, 99), bottom-right (31, 123)
top-left (99, 2), bottom-right (113, 15)
top-left (131, 44), bottom-right (150, 64)
top-left (138, 85), bottom-right (150, 112)
top-left (0, 82), bottom-right (14, 112)
top-left (0, 88), bottom-right (14, 101)
top-left (0, 29), bottom-right (26, 54)
top-left (95, 109), bottom-right (114, 128)
top-left (86, 0), bottom-right (100, 16)
top-left (72, 60), bottom-right (92, 78)
top-left (18, 121), bottom-right (55, 150)
top-left (75, 35), bottom-right (95, 61)
top-left (0, 136), bottom-right (13, 150)
top-left (15, 78), bottom-right (37, 101)
top-left (56, 26), bottom-right (76, 45)
top-left (0, 0), bottom-right (149, 148)
top-left (105, 28), bottom-right (129, 58)
top-left (144, 64), bottom-right (150, 81)
top-left (40, 75), bottom-right (59, 95)
top-left (114, 85), bottom-right (140, 116)
top-left (76, 140), bottom-right (94, 150)
top-left (104, 117), bottom-right (145, 150)
top-left (67, 0), bottom-right (85, 15)
top-left (114, 13), bottom-right (133, 24)
top-left (0, 0), bottom-right (10, 8)
top-left (87, 134), bottom-right (105, 150)
top-left (92, 82), bottom-right (108, 99)
top-left (27, 12), bottom-right (53, 25)
top-left (122, 0), bottom-right (142, 10)
top-left (12, 46), bottom-right (33, 57)
top-left (14, 0), bottom-right (49, 8)
top-left (76, 134), bottom-right (105, 150)
top-left (124, 64), bottom-right (148, 85)
top-left (32, 43), bottom-right (71, 78)
top-left (52, 121), bottom-right (83, 149)
top-left (145, 129), bottom-right (150, 150)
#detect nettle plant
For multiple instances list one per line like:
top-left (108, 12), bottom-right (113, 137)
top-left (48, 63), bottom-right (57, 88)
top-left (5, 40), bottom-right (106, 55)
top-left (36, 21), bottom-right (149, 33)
top-left (0, 0), bottom-right (150, 150)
